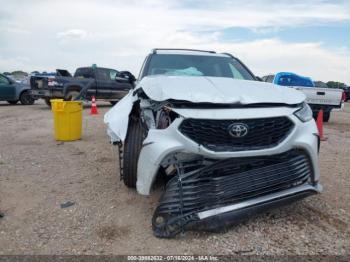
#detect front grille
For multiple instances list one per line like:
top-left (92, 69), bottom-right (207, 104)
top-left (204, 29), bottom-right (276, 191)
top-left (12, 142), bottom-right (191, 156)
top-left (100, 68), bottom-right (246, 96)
top-left (179, 117), bottom-right (294, 152)
top-left (153, 150), bottom-right (312, 237)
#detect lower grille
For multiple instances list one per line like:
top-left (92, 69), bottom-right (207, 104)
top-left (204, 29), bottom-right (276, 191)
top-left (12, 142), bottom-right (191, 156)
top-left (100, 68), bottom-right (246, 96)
top-left (152, 150), bottom-right (312, 237)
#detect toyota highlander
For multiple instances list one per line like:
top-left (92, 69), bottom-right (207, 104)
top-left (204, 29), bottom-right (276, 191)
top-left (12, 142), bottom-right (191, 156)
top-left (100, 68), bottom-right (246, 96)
top-left (104, 49), bottom-right (322, 238)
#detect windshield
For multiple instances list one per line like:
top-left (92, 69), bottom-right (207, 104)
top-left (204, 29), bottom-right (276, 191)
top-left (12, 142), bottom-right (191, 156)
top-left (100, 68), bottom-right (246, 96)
top-left (144, 54), bottom-right (255, 80)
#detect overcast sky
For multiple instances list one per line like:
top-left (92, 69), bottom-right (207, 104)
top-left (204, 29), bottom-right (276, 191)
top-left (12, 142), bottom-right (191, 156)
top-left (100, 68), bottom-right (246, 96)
top-left (0, 0), bottom-right (350, 84)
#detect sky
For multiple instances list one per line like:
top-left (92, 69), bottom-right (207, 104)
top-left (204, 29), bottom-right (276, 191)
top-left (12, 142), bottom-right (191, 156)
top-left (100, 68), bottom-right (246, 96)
top-left (0, 0), bottom-right (350, 84)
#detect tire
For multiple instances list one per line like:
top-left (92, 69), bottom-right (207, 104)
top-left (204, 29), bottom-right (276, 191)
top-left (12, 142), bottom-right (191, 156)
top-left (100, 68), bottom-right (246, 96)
top-left (19, 91), bottom-right (35, 105)
top-left (110, 101), bottom-right (117, 106)
top-left (44, 98), bottom-right (52, 107)
top-left (323, 112), bottom-right (330, 122)
top-left (7, 100), bottom-right (18, 105)
top-left (122, 118), bottom-right (145, 188)
top-left (65, 91), bottom-right (80, 101)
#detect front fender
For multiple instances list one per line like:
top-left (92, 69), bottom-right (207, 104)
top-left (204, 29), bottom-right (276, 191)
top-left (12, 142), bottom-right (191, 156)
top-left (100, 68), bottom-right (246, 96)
top-left (16, 85), bottom-right (31, 100)
top-left (104, 91), bottom-right (137, 142)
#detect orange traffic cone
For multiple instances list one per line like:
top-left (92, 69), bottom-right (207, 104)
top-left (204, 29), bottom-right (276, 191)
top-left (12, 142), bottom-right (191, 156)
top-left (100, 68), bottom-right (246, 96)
top-left (90, 96), bottom-right (98, 115)
top-left (316, 109), bottom-right (327, 141)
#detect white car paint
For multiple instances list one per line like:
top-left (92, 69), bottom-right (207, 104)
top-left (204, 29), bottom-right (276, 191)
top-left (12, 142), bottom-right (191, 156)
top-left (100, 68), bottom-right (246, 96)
top-left (104, 50), bottom-right (321, 237)
top-left (104, 91), bottom-right (136, 142)
top-left (295, 86), bottom-right (343, 106)
top-left (136, 109), bottom-right (319, 195)
top-left (104, 75), bottom-right (319, 196)
top-left (138, 76), bottom-right (305, 105)
top-left (104, 75), bottom-right (306, 143)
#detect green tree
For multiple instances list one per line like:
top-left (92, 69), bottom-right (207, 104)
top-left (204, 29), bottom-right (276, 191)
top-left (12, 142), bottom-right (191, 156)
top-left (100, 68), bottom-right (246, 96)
top-left (326, 81), bottom-right (347, 89)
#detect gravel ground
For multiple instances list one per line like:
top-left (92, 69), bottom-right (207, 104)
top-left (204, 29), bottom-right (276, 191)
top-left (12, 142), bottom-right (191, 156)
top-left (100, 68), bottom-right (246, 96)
top-left (0, 100), bottom-right (349, 255)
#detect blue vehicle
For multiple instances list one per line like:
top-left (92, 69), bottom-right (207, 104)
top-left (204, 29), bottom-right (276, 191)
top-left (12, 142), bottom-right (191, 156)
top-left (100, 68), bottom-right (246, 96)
top-left (262, 72), bottom-right (315, 87)
top-left (0, 73), bottom-right (35, 105)
top-left (262, 72), bottom-right (344, 122)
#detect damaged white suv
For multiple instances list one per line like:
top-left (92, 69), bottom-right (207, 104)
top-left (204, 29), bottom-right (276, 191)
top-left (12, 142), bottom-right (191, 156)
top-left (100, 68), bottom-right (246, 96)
top-left (104, 49), bottom-right (322, 238)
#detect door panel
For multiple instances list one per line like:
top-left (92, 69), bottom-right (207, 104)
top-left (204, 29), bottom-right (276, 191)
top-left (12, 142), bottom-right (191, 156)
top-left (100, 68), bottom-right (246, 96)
top-left (95, 69), bottom-right (120, 99)
top-left (0, 75), bottom-right (15, 100)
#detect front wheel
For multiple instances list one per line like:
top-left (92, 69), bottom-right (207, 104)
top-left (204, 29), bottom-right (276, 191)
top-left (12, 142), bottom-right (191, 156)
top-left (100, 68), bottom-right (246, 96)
top-left (65, 91), bottom-right (80, 101)
top-left (19, 91), bottom-right (35, 105)
top-left (121, 118), bottom-right (146, 188)
top-left (7, 100), bottom-right (18, 105)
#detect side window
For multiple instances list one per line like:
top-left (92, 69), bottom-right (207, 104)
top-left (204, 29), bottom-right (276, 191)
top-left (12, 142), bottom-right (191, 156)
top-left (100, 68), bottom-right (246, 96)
top-left (96, 69), bottom-right (110, 81)
top-left (229, 63), bottom-right (244, 79)
top-left (278, 76), bottom-right (292, 86)
top-left (109, 70), bottom-right (118, 80)
top-left (74, 68), bottom-right (94, 78)
top-left (0, 75), bottom-right (10, 85)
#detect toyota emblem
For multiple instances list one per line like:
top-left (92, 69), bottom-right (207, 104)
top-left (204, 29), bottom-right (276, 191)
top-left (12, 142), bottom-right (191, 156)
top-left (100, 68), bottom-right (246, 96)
top-left (228, 123), bottom-right (249, 138)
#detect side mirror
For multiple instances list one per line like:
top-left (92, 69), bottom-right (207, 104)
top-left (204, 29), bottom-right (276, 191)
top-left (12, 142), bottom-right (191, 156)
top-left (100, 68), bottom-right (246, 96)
top-left (116, 71), bottom-right (136, 85)
top-left (115, 76), bottom-right (130, 83)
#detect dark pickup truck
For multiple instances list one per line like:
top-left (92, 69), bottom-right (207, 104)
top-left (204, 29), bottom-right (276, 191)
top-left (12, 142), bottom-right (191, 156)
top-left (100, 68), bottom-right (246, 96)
top-left (30, 66), bottom-right (135, 106)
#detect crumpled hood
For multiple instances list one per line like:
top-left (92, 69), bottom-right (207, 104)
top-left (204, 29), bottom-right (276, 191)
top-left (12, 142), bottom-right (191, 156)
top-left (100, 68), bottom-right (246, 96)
top-left (105, 75), bottom-right (306, 142)
top-left (137, 75), bottom-right (305, 105)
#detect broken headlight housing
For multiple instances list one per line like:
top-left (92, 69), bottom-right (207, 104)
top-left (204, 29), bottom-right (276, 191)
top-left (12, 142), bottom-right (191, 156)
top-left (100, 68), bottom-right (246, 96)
top-left (294, 102), bottom-right (313, 122)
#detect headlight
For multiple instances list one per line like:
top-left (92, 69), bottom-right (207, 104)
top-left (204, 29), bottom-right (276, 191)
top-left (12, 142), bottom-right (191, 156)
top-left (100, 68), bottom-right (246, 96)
top-left (294, 102), bottom-right (313, 122)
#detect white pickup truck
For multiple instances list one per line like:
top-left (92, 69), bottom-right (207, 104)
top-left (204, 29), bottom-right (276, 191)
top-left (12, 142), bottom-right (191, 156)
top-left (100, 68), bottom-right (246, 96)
top-left (262, 72), bottom-right (344, 122)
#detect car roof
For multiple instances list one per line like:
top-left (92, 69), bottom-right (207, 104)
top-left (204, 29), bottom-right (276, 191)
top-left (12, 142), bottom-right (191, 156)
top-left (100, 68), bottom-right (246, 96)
top-left (152, 48), bottom-right (230, 57)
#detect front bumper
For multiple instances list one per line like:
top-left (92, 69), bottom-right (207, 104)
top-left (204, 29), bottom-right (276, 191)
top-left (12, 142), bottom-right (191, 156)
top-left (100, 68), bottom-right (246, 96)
top-left (186, 183), bottom-right (321, 233)
top-left (135, 106), bottom-right (321, 238)
top-left (30, 89), bottom-right (50, 98)
top-left (153, 183), bottom-right (321, 238)
top-left (30, 89), bottom-right (63, 99)
top-left (151, 148), bottom-right (321, 238)
top-left (137, 107), bottom-right (320, 195)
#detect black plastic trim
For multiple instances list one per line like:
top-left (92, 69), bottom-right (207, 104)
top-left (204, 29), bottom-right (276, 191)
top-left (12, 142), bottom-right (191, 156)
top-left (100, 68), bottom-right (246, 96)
top-left (187, 190), bottom-right (317, 232)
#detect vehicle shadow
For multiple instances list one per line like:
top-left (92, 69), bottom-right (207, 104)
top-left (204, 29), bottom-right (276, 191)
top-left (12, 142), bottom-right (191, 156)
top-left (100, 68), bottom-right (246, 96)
top-left (0, 103), bottom-right (26, 107)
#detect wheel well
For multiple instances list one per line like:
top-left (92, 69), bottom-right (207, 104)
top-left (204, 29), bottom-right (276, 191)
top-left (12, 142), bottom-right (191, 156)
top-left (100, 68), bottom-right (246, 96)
top-left (19, 89), bottom-right (29, 97)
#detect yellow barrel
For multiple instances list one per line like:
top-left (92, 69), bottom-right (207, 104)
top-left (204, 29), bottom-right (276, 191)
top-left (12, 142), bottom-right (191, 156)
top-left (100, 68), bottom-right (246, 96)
top-left (51, 99), bottom-right (83, 141)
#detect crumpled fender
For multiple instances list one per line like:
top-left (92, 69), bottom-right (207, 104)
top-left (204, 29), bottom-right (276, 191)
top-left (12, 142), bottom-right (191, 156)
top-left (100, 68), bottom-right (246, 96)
top-left (104, 91), bottom-right (137, 142)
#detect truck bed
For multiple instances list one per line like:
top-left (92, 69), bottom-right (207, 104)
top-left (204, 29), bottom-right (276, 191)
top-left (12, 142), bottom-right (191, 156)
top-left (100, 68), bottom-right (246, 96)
top-left (294, 87), bottom-right (343, 107)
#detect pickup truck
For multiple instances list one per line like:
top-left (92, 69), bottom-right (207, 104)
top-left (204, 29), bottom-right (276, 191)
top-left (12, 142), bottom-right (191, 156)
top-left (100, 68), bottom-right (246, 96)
top-left (30, 66), bottom-right (135, 106)
top-left (262, 72), bottom-right (344, 122)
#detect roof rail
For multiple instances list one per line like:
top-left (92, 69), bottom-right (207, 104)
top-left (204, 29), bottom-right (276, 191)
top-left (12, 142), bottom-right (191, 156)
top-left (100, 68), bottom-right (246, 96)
top-left (221, 52), bottom-right (237, 59)
top-left (152, 48), bottom-right (216, 54)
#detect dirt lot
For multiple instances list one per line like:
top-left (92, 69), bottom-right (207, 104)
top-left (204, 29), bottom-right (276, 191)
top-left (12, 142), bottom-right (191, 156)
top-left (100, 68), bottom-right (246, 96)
top-left (0, 100), bottom-right (349, 255)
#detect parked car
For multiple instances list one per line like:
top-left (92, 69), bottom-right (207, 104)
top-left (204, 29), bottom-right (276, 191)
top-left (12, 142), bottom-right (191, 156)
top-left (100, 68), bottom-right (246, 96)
top-left (262, 72), bottom-right (344, 122)
top-left (104, 49), bottom-right (322, 238)
top-left (0, 73), bottom-right (35, 105)
top-left (344, 86), bottom-right (349, 102)
top-left (30, 66), bottom-right (135, 107)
